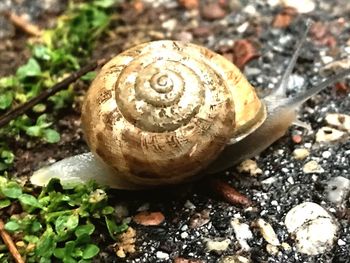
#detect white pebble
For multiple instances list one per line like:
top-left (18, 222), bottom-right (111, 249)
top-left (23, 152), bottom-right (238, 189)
top-left (285, 202), bottom-right (338, 255)
top-left (325, 113), bottom-right (350, 133)
top-left (325, 176), bottom-right (350, 205)
top-left (316, 127), bottom-right (346, 143)
top-left (205, 238), bottom-right (231, 252)
top-left (303, 160), bottom-right (324, 174)
top-left (231, 219), bottom-right (253, 251)
top-left (255, 218), bottom-right (280, 246)
top-left (281, 0), bottom-right (315, 13)
top-left (293, 148), bottom-right (310, 160)
top-left (156, 251), bottom-right (169, 260)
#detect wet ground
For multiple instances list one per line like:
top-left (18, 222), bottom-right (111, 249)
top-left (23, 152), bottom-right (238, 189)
top-left (1, 0), bottom-right (350, 262)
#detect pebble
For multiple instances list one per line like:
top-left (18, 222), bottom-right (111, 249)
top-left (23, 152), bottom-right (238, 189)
top-left (303, 160), bottom-right (324, 174)
top-left (236, 159), bottom-right (262, 176)
top-left (325, 113), bottom-right (350, 133)
top-left (205, 238), bottom-right (231, 252)
top-left (161, 19), bottom-right (177, 31)
top-left (189, 209), bottom-right (210, 228)
top-left (201, 3), bottom-right (227, 20)
top-left (174, 257), bottom-right (204, 263)
top-left (266, 244), bottom-right (279, 255)
top-left (156, 251), bottom-right (169, 260)
top-left (281, 0), bottom-right (315, 13)
top-left (219, 255), bottom-right (251, 263)
top-left (230, 218), bottom-right (253, 251)
top-left (284, 202), bottom-right (339, 255)
top-left (325, 176), bottom-right (350, 205)
top-left (178, 0), bottom-right (199, 10)
top-left (133, 211), bottom-right (165, 226)
top-left (292, 148), bottom-right (310, 160)
top-left (316, 127), bottom-right (346, 143)
top-left (254, 218), bottom-right (280, 246)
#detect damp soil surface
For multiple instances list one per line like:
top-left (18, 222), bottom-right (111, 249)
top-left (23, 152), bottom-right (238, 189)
top-left (2, 0), bottom-right (350, 262)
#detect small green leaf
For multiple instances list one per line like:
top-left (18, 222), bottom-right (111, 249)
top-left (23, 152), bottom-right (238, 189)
top-left (1, 150), bottom-right (14, 164)
top-left (36, 228), bottom-right (56, 258)
top-left (25, 126), bottom-right (42, 137)
top-left (55, 214), bottom-right (79, 235)
top-left (0, 76), bottom-right (18, 88)
top-left (1, 182), bottom-right (22, 198)
top-left (101, 206), bottom-right (114, 215)
top-left (32, 45), bottom-right (51, 61)
top-left (4, 221), bottom-right (20, 232)
top-left (53, 247), bottom-right (65, 259)
top-left (0, 199), bottom-right (11, 209)
top-left (75, 224), bottom-right (95, 237)
top-left (93, 0), bottom-right (117, 8)
top-left (0, 92), bottom-right (13, 110)
top-left (16, 58), bottom-right (41, 79)
top-left (82, 244), bottom-right (99, 259)
top-left (43, 128), bottom-right (60, 143)
top-left (81, 71), bottom-right (96, 81)
top-left (18, 194), bottom-right (42, 209)
top-left (24, 235), bottom-right (39, 243)
top-left (32, 103), bottom-right (47, 113)
top-left (105, 216), bottom-right (128, 240)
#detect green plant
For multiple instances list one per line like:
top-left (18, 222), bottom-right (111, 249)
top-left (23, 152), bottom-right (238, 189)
top-left (0, 177), bottom-right (127, 262)
top-left (0, 0), bottom-right (118, 172)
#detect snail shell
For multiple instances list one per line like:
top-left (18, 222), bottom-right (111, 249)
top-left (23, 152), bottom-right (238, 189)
top-left (81, 40), bottom-right (266, 187)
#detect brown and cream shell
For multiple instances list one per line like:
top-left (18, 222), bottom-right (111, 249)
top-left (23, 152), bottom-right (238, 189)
top-left (81, 40), bottom-right (266, 187)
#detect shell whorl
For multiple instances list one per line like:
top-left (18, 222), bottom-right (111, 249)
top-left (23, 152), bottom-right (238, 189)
top-left (82, 40), bottom-right (263, 186)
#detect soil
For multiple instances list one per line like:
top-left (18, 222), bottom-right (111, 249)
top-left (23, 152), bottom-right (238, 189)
top-left (1, 0), bottom-right (350, 262)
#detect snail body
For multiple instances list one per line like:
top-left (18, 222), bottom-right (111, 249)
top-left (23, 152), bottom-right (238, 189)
top-left (31, 29), bottom-right (350, 189)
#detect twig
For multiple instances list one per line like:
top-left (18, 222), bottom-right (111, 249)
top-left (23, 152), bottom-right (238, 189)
top-left (0, 219), bottom-right (24, 263)
top-left (3, 11), bottom-right (42, 37)
top-left (0, 59), bottom-right (107, 128)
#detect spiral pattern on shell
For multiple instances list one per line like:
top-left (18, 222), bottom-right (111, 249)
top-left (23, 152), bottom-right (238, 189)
top-left (82, 40), bottom-right (263, 186)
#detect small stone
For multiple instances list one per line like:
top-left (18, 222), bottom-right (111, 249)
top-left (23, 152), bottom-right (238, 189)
top-left (325, 176), bottom-right (350, 205)
top-left (219, 255), bottom-right (251, 263)
top-left (178, 0), bottom-right (199, 9)
top-left (156, 251), bottom-right (169, 260)
top-left (281, 0), bottom-right (315, 13)
top-left (272, 7), bottom-right (297, 28)
top-left (292, 148), bottom-right (310, 160)
top-left (162, 19), bottom-right (177, 31)
top-left (189, 209), bottom-right (210, 228)
top-left (338, 239), bottom-right (346, 246)
top-left (325, 113), bottom-right (350, 133)
top-left (292, 134), bottom-right (303, 144)
top-left (266, 244), bottom-right (279, 255)
top-left (133, 211), bottom-right (165, 226)
top-left (284, 202), bottom-right (338, 255)
top-left (205, 238), bottom-right (231, 252)
top-left (174, 257), bottom-right (205, 263)
top-left (254, 218), bottom-right (280, 246)
top-left (201, 3), bottom-right (227, 20)
top-left (237, 159), bottom-right (262, 176)
top-left (316, 127), bottom-right (346, 143)
top-left (281, 242), bottom-right (292, 251)
top-left (303, 160), bottom-right (324, 174)
top-left (181, 232), bottom-right (189, 239)
top-left (184, 200), bottom-right (196, 209)
top-left (192, 26), bottom-right (212, 37)
top-left (232, 39), bottom-right (259, 70)
top-left (230, 218), bottom-right (253, 251)
top-left (322, 151), bottom-right (332, 159)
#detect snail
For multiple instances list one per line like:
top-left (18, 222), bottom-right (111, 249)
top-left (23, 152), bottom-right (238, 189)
top-left (31, 24), bottom-right (350, 189)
